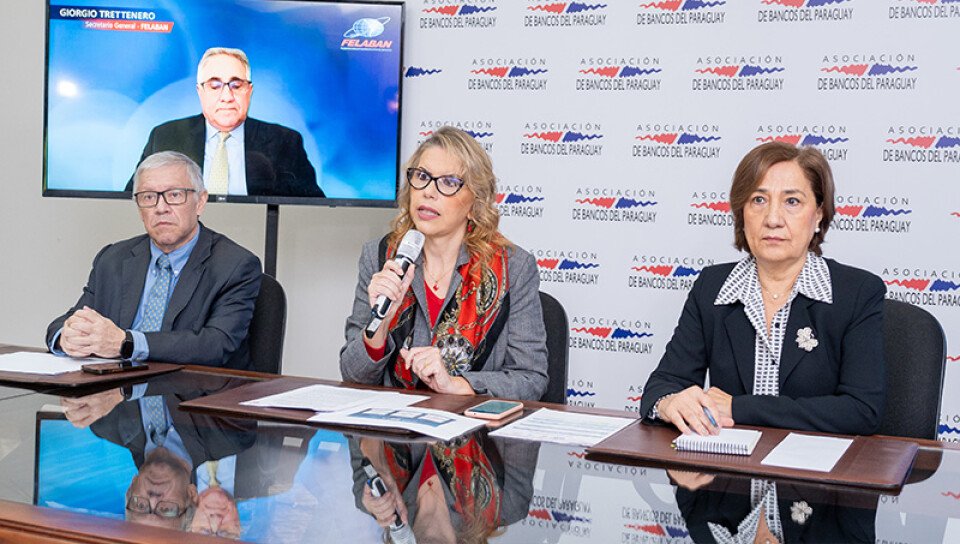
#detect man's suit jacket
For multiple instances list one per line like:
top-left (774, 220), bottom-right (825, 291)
top-left (126, 114), bottom-right (324, 198)
top-left (46, 224), bottom-right (262, 370)
top-left (640, 258), bottom-right (886, 435)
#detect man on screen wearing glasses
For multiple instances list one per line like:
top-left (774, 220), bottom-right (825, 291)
top-left (127, 47), bottom-right (324, 198)
top-left (48, 151), bottom-right (262, 370)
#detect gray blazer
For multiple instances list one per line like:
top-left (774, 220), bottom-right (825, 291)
top-left (46, 224), bottom-right (262, 370)
top-left (339, 238), bottom-right (549, 401)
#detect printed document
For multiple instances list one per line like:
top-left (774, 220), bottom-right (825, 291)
top-left (0, 352), bottom-right (88, 375)
top-left (309, 406), bottom-right (485, 441)
top-left (761, 432), bottom-right (853, 472)
top-left (490, 408), bottom-right (635, 447)
top-left (242, 384), bottom-right (427, 413)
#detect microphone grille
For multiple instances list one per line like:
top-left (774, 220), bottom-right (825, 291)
top-left (396, 229), bottom-right (425, 260)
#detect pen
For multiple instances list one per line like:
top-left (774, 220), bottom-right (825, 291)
top-left (702, 406), bottom-right (718, 428)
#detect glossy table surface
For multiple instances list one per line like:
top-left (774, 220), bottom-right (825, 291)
top-left (0, 350), bottom-right (958, 543)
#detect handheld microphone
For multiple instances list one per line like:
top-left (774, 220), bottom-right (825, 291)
top-left (365, 229), bottom-right (425, 338)
top-left (362, 459), bottom-right (417, 544)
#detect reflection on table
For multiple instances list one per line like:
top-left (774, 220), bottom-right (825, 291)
top-left (0, 366), bottom-right (957, 543)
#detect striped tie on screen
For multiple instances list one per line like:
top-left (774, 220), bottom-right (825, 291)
top-left (207, 131), bottom-right (230, 194)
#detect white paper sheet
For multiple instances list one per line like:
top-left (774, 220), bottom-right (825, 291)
top-left (308, 406), bottom-right (486, 441)
top-left (489, 408), bottom-right (636, 447)
top-left (0, 352), bottom-right (89, 375)
top-left (761, 432), bottom-right (853, 472)
top-left (241, 384), bottom-right (427, 413)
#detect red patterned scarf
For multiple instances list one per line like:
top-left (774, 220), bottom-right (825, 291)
top-left (383, 240), bottom-right (509, 390)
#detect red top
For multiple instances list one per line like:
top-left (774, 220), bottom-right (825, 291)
top-left (364, 281), bottom-right (444, 361)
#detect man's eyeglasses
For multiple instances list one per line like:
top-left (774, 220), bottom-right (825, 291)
top-left (126, 496), bottom-right (186, 519)
top-left (406, 167), bottom-right (466, 197)
top-left (198, 78), bottom-right (252, 94)
top-left (134, 188), bottom-right (196, 208)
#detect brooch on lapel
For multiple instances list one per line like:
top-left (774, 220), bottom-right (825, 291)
top-left (790, 500), bottom-right (812, 524)
top-left (796, 327), bottom-right (818, 352)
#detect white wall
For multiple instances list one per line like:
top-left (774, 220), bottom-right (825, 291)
top-left (0, 1), bottom-right (392, 380)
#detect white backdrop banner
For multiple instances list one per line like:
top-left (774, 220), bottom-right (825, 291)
top-left (399, 0), bottom-right (960, 441)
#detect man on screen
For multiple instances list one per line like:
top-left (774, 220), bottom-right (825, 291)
top-left (48, 151), bottom-right (262, 370)
top-left (127, 47), bottom-right (324, 198)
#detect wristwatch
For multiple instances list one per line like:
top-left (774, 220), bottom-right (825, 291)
top-left (120, 330), bottom-right (135, 360)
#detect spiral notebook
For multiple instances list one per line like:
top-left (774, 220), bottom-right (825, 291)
top-left (672, 428), bottom-right (762, 455)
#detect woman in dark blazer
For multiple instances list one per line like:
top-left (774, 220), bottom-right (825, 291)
top-left (640, 142), bottom-right (885, 436)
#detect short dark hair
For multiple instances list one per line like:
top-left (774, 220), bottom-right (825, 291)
top-left (729, 141), bottom-right (835, 256)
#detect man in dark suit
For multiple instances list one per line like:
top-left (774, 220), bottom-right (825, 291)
top-left (47, 151), bottom-right (262, 370)
top-left (126, 47), bottom-right (324, 198)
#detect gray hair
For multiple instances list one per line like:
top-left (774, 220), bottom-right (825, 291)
top-left (132, 151), bottom-right (204, 194)
top-left (197, 47), bottom-right (252, 82)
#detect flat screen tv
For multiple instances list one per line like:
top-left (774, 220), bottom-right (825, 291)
top-left (44, 0), bottom-right (404, 206)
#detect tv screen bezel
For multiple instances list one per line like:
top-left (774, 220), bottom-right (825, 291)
top-left (42, 0), bottom-right (405, 208)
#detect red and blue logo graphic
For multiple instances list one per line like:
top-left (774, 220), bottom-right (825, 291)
top-left (423, 4), bottom-right (497, 15)
top-left (761, 0), bottom-right (851, 6)
top-left (567, 387), bottom-right (597, 398)
top-left (471, 66), bottom-right (548, 78)
top-left (571, 325), bottom-right (653, 339)
top-left (496, 191), bottom-right (543, 204)
top-left (567, 450), bottom-right (587, 458)
top-left (835, 204), bottom-right (911, 218)
top-left (625, 524), bottom-right (689, 538)
top-left (640, 0), bottom-right (726, 10)
top-left (636, 132), bottom-right (720, 145)
top-left (943, 490), bottom-right (960, 499)
top-left (575, 196), bottom-right (656, 209)
top-left (419, 129), bottom-right (492, 139)
top-left (527, 2), bottom-right (607, 12)
top-left (579, 65), bottom-right (661, 78)
top-left (528, 509), bottom-right (591, 523)
top-left (690, 200), bottom-right (730, 213)
top-left (821, 63), bottom-right (917, 77)
top-left (626, 393), bottom-right (642, 402)
top-left (696, 64), bottom-right (784, 77)
top-left (537, 257), bottom-right (600, 270)
top-left (524, 131), bottom-right (602, 143)
top-left (631, 264), bottom-right (702, 277)
top-left (884, 277), bottom-right (960, 292)
top-left (886, 135), bottom-right (960, 149)
top-left (939, 423), bottom-right (960, 436)
top-left (405, 66), bottom-right (442, 78)
top-left (756, 133), bottom-right (848, 146)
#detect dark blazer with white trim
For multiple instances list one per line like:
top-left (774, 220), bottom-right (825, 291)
top-left (640, 258), bottom-right (886, 435)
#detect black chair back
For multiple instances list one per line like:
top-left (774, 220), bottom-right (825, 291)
top-left (539, 291), bottom-right (569, 404)
top-left (248, 274), bottom-right (287, 374)
top-left (880, 299), bottom-right (946, 439)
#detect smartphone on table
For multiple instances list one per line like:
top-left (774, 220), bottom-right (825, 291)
top-left (81, 361), bottom-right (150, 375)
top-left (463, 399), bottom-right (524, 420)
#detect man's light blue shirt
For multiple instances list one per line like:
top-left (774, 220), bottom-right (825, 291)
top-left (204, 121), bottom-right (247, 195)
top-left (127, 228), bottom-right (202, 360)
top-left (49, 228), bottom-right (201, 360)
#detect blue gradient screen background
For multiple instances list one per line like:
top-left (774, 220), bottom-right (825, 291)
top-left (46, 0), bottom-right (402, 201)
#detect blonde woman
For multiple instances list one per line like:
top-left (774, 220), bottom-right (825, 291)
top-left (340, 127), bottom-right (548, 401)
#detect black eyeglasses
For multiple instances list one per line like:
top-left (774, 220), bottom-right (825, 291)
top-left (126, 496), bottom-right (186, 519)
top-left (134, 188), bottom-right (196, 208)
top-left (198, 77), bottom-right (252, 93)
top-left (406, 167), bottom-right (465, 196)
